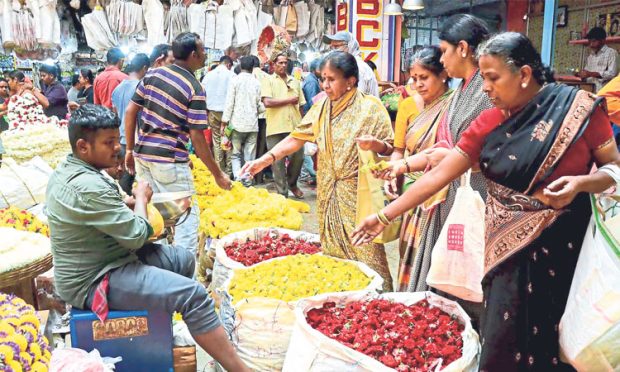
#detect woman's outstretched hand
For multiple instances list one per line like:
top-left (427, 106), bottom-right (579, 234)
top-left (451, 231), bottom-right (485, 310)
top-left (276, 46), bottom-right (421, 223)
top-left (351, 214), bottom-right (386, 246)
top-left (240, 157), bottom-right (271, 177)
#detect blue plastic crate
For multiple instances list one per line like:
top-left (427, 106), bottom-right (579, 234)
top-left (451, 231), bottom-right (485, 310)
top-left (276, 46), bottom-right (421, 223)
top-left (70, 309), bottom-right (174, 372)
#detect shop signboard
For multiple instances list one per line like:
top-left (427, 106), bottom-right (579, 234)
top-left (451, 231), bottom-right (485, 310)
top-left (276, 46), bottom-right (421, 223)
top-left (336, 0), bottom-right (400, 81)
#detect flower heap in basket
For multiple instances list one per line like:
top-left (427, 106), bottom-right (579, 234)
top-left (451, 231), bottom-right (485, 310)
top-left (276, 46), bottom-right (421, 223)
top-left (229, 255), bottom-right (371, 303)
top-left (0, 293), bottom-right (51, 371)
top-left (190, 155), bottom-right (310, 238)
top-left (6, 93), bottom-right (67, 130)
top-left (0, 207), bottom-right (49, 237)
top-left (1, 123), bottom-right (70, 169)
top-left (224, 233), bottom-right (321, 266)
top-left (0, 227), bottom-right (51, 274)
top-left (306, 299), bottom-right (464, 371)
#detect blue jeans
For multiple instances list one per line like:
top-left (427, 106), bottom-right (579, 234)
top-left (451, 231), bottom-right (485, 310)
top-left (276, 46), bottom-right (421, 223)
top-left (231, 130), bottom-right (258, 186)
top-left (135, 158), bottom-right (200, 258)
top-left (301, 155), bottom-right (316, 179)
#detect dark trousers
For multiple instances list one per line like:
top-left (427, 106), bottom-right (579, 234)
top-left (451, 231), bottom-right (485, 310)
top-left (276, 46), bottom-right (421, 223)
top-left (266, 132), bottom-right (304, 197)
top-left (255, 118), bottom-right (269, 183)
top-left (86, 244), bottom-right (220, 335)
top-left (120, 145), bottom-right (134, 195)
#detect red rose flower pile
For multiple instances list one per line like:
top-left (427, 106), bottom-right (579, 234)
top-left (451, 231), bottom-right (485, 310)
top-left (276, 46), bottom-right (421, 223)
top-left (306, 299), bottom-right (464, 371)
top-left (224, 234), bottom-right (321, 266)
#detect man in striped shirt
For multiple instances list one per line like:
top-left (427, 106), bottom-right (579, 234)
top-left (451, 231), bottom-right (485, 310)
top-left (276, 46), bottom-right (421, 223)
top-left (124, 32), bottom-right (231, 257)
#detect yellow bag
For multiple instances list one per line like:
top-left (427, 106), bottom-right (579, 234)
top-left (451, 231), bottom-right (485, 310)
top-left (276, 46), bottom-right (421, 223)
top-left (355, 148), bottom-right (401, 244)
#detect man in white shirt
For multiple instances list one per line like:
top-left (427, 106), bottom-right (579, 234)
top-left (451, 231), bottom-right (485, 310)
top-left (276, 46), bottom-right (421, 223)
top-left (222, 56), bottom-right (264, 186)
top-left (202, 56), bottom-right (234, 175)
top-left (323, 31), bottom-right (380, 97)
top-left (578, 27), bottom-right (618, 92)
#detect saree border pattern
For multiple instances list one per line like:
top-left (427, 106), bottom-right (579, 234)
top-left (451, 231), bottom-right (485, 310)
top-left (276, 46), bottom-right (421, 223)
top-left (484, 90), bottom-right (597, 276)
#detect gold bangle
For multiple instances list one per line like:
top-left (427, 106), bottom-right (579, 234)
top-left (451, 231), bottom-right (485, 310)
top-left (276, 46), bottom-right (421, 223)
top-left (377, 210), bottom-right (390, 226)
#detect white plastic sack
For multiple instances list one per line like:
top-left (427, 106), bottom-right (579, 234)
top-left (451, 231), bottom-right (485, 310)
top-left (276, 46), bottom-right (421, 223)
top-left (426, 170), bottom-right (484, 303)
top-left (559, 195), bottom-right (620, 371)
top-left (143, 0), bottom-right (166, 47)
top-left (218, 255), bottom-right (383, 371)
top-left (50, 348), bottom-right (121, 372)
top-left (304, 142), bottom-right (318, 156)
top-left (214, 4), bottom-right (234, 50)
top-left (283, 291), bottom-right (480, 372)
top-left (0, 157), bottom-right (53, 210)
top-left (211, 227), bottom-right (320, 295)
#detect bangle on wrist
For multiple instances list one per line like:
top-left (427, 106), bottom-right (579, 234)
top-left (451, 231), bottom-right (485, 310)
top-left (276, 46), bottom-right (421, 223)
top-left (377, 210), bottom-right (391, 226)
top-left (381, 141), bottom-right (388, 154)
top-left (404, 158), bottom-right (411, 173)
top-left (267, 152), bottom-right (277, 163)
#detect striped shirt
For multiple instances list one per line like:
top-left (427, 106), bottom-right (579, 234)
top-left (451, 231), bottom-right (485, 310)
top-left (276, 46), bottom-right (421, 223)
top-left (131, 65), bottom-right (209, 163)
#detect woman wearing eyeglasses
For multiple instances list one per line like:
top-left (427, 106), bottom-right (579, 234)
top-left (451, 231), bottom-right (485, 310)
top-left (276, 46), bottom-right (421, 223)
top-left (242, 51), bottom-right (395, 289)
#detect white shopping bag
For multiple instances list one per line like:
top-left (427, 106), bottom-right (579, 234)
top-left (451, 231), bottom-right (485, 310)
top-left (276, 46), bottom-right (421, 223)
top-left (426, 170), bottom-right (485, 303)
top-left (559, 194), bottom-right (620, 371)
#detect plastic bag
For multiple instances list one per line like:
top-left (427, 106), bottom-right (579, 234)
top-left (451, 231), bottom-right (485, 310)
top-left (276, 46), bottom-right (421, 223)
top-left (356, 148), bottom-right (401, 244)
top-left (426, 170), bottom-right (485, 303)
top-left (50, 348), bottom-right (121, 372)
top-left (559, 195), bottom-right (620, 371)
top-left (304, 142), bottom-right (318, 156)
top-left (283, 291), bottom-right (480, 372)
top-left (217, 255), bottom-right (383, 371)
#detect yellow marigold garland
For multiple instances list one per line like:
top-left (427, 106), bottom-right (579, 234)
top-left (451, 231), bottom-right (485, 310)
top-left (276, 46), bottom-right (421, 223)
top-left (190, 155), bottom-right (310, 238)
top-left (229, 255), bottom-right (371, 303)
top-left (0, 293), bottom-right (51, 371)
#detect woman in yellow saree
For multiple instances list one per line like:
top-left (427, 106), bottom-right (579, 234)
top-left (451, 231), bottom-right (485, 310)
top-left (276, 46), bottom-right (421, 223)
top-left (241, 51), bottom-right (395, 289)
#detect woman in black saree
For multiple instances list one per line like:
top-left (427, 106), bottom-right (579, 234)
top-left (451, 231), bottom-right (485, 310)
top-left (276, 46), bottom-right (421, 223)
top-left (352, 32), bottom-right (620, 371)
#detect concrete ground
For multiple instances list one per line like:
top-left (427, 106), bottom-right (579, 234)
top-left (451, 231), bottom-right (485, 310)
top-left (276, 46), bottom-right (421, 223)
top-left (196, 181), bottom-right (400, 371)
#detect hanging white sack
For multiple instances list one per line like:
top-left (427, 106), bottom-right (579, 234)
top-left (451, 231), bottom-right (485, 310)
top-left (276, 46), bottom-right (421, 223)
top-left (229, 0), bottom-right (252, 47)
top-left (559, 195), bottom-right (620, 371)
top-left (283, 291), bottom-right (480, 372)
top-left (202, 1), bottom-right (219, 49)
top-left (143, 0), bottom-right (166, 47)
top-left (37, 0), bottom-right (61, 46)
top-left (426, 170), bottom-right (485, 303)
top-left (1, 0), bottom-right (15, 49)
top-left (294, 1), bottom-right (310, 38)
top-left (187, 3), bottom-right (207, 39)
top-left (214, 4), bottom-right (234, 51)
top-left (250, 3), bottom-right (273, 55)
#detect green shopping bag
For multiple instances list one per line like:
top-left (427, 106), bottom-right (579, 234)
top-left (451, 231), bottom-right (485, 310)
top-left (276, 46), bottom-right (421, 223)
top-left (355, 148), bottom-right (401, 244)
